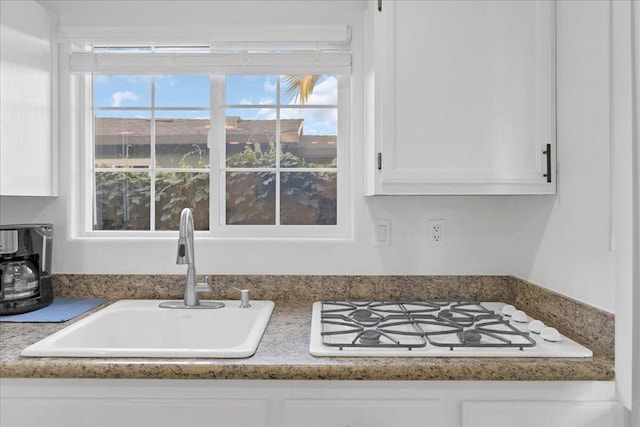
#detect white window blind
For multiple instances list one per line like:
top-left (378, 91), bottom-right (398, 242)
top-left (69, 51), bottom-right (351, 75)
top-left (67, 25), bottom-right (352, 75)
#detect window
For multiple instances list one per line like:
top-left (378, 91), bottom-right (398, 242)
top-left (222, 75), bottom-right (338, 227)
top-left (76, 45), bottom-right (351, 237)
top-left (93, 74), bottom-right (211, 231)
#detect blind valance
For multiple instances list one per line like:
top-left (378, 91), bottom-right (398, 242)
top-left (69, 51), bottom-right (351, 75)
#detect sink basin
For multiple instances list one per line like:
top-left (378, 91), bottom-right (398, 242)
top-left (21, 299), bottom-right (275, 358)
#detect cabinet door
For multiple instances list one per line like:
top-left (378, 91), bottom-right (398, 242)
top-left (366, 0), bottom-right (555, 195)
top-left (461, 401), bottom-right (620, 427)
top-left (0, 0), bottom-right (57, 196)
top-left (2, 397), bottom-right (267, 427)
top-left (284, 399), bottom-right (443, 427)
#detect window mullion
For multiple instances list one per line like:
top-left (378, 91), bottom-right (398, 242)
top-left (150, 76), bottom-right (156, 231)
top-left (89, 74), bottom-right (97, 232)
top-left (211, 75), bottom-right (224, 228)
top-left (275, 76), bottom-right (281, 226)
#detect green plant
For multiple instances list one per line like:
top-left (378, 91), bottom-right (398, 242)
top-left (95, 171), bottom-right (151, 230)
top-left (226, 145), bottom-right (337, 225)
top-left (155, 146), bottom-right (209, 230)
top-left (95, 147), bottom-right (210, 231)
top-left (94, 145), bottom-right (336, 230)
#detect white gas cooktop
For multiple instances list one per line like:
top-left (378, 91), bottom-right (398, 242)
top-left (309, 300), bottom-right (593, 358)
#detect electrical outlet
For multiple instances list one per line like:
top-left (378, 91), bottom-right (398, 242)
top-left (428, 219), bottom-right (445, 247)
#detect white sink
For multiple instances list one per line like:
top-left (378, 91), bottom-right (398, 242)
top-left (21, 299), bottom-right (275, 358)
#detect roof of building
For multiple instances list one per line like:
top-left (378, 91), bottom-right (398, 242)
top-left (95, 117), bottom-right (305, 145)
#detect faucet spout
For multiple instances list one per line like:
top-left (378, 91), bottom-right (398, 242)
top-left (177, 208), bottom-right (204, 306)
top-left (177, 208), bottom-right (194, 265)
top-left (159, 208), bottom-right (221, 309)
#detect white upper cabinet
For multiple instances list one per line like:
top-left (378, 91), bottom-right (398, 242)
top-left (365, 0), bottom-right (556, 195)
top-left (0, 0), bottom-right (58, 197)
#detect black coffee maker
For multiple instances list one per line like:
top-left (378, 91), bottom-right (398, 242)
top-left (0, 224), bottom-right (53, 315)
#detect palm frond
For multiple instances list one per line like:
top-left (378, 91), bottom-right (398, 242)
top-left (283, 75), bottom-right (319, 105)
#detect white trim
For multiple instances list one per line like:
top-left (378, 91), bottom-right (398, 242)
top-left (74, 48), bottom-right (352, 239)
top-left (58, 25), bottom-right (352, 47)
top-left (275, 77), bottom-right (282, 226)
top-left (149, 76), bottom-right (157, 231)
top-left (210, 74), bottom-right (351, 239)
top-left (50, 11), bottom-right (60, 197)
top-left (84, 74), bottom-right (94, 234)
top-left (211, 75), bottom-right (225, 234)
top-left (631, 0), bottom-right (639, 422)
top-left (612, 0), bottom-right (638, 416)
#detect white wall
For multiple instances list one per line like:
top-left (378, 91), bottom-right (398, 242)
top-left (632, 0), bottom-right (640, 420)
top-left (509, 0), bottom-right (616, 314)
top-left (609, 0), bottom-right (637, 413)
top-left (0, 1), bottom-right (618, 314)
top-left (0, 1), bottom-right (517, 277)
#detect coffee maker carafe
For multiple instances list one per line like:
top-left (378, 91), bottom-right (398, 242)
top-left (0, 224), bottom-right (53, 315)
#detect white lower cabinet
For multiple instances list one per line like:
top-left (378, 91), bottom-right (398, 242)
top-left (284, 399), bottom-right (443, 427)
top-left (0, 379), bottom-right (622, 427)
top-left (3, 396), bottom-right (266, 427)
top-left (461, 401), bottom-right (620, 427)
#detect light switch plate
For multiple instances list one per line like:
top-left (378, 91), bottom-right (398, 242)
top-left (373, 219), bottom-right (391, 247)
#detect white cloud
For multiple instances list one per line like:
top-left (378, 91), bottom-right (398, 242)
top-left (284, 75), bottom-right (338, 106)
top-left (239, 97), bottom-right (274, 106)
top-left (255, 108), bottom-right (276, 120)
top-left (281, 107), bottom-right (337, 135)
top-left (305, 75), bottom-right (338, 105)
top-left (264, 78), bottom-right (277, 93)
top-left (111, 90), bottom-right (139, 107)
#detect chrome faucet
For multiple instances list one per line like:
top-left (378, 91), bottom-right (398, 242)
top-left (176, 208), bottom-right (206, 306)
top-left (160, 208), bottom-right (224, 308)
top-left (160, 208), bottom-right (223, 309)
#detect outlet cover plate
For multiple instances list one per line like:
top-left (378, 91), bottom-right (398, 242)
top-left (428, 219), bottom-right (445, 247)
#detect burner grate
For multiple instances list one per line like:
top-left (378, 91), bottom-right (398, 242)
top-left (319, 300), bottom-right (537, 352)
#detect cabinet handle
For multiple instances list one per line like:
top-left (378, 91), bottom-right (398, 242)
top-left (543, 143), bottom-right (552, 183)
top-left (377, 152), bottom-right (382, 170)
top-left (378, 0), bottom-right (382, 12)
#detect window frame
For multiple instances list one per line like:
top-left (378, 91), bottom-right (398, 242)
top-left (91, 74), bottom-right (212, 233)
top-left (77, 51), bottom-right (351, 239)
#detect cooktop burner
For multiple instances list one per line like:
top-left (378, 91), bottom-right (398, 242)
top-left (309, 300), bottom-right (593, 358)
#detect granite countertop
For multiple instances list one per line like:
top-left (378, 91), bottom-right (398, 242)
top-left (0, 279), bottom-right (615, 381)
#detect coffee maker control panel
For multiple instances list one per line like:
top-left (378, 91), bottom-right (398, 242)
top-left (0, 230), bottom-right (18, 255)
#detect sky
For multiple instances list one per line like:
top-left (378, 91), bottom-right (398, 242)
top-left (93, 74), bottom-right (338, 135)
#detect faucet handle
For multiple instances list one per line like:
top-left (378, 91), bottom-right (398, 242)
top-left (195, 276), bottom-right (213, 294)
top-left (233, 287), bottom-right (251, 308)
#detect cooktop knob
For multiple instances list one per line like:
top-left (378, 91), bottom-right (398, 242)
top-left (540, 327), bottom-right (562, 342)
top-left (511, 310), bottom-right (529, 323)
top-left (501, 304), bottom-right (516, 316)
top-left (528, 319), bottom-right (545, 334)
